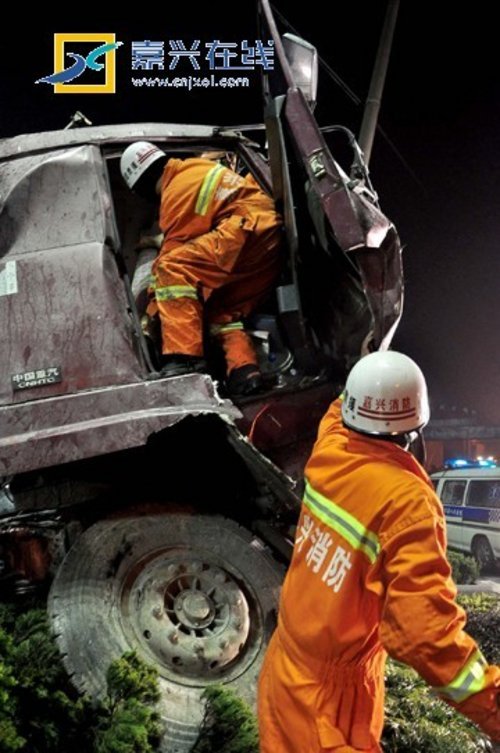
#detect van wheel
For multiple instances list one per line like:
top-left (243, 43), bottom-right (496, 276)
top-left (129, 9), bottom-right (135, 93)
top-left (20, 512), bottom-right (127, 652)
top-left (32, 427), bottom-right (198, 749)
top-left (48, 514), bottom-right (283, 753)
top-left (472, 535), bottom-right (495, 573)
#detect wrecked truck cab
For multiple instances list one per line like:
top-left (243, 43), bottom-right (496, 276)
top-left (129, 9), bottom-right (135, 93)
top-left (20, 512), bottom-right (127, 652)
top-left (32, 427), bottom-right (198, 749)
top-left (0, 122), bottom-right (336, 496)
top-left (0, 12), bottom-right (403, 752)
top-left (0, 123), bottom-right (334, 752)
top-left (0, 126), bottom-right (262, 476)
top-left (0, 125), bottom-right (298, 751)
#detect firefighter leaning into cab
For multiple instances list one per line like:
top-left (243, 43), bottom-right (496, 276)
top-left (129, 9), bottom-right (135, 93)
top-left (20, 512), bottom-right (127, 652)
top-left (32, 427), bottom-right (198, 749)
top-left (258, 351), bottom-right (500, 752)
top-left (120, 142), bottom-right (282, 396)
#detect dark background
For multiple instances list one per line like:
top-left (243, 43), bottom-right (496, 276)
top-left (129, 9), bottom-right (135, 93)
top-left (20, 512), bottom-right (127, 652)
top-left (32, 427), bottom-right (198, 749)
top-left (2, 2), bottom-right (499, 419)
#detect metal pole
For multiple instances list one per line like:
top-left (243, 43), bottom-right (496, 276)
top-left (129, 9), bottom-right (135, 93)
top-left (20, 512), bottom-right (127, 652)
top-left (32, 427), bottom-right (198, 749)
top-left (358, 0), bottom-right (400, 165)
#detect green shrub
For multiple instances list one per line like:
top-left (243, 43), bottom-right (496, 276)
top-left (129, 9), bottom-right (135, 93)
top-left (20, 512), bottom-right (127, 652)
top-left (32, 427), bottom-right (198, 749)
top-left (0, 624), bottom-right (25, 752)
top-left (382, 660), bottom-right (489, 752)
top-left (192, 685), bottom-right (259, 753)
top-left (0, 602), bottom-right (162, 753)
top-left (458, 593), bottom-right (500, 613)
top-left (0, 602), bottom-right (89, 753)
top-left (94, 652), bottom-right (162, 753)
top-left (448, 550), bottom-right (480, 584)
top-left (459, 593), bottom-right (500, 665)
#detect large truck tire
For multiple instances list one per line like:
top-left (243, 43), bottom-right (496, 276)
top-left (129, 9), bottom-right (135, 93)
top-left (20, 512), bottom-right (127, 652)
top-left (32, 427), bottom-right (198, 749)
top-left (48, 513), bottom-right (284, 752)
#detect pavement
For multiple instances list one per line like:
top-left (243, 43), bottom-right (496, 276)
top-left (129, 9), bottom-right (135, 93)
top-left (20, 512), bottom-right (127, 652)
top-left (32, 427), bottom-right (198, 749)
top-left (458, 574), bottom-right (500, 595)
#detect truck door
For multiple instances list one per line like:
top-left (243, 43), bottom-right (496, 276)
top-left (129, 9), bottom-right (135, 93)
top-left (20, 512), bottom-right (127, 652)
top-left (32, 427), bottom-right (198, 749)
top-left (259, 0), bottom-right (403, 378)
top-left (0, 143), bottom-right (145, 409)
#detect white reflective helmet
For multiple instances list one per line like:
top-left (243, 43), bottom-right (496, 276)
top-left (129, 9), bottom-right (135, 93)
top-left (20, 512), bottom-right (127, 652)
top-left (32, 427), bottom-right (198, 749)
top-left (341, 351), bottom-right (430, 435)
top-left (120, 141), bottom-right (166, 190)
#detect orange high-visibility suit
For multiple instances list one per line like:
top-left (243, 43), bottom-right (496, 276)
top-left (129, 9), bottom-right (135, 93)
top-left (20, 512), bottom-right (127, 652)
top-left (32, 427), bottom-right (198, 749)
top-left (258, 399), bottom-right (500, 752)
top-left (148, 158), bottom-right (282, 373)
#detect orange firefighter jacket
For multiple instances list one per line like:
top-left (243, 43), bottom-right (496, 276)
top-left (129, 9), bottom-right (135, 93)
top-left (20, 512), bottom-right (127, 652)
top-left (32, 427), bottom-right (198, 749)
top-left (258, 399), bottom-right (500, 753)
top-left (157, 157), bottom-right (276, 253)
top-left (149, 158), bottom-right (282, 363)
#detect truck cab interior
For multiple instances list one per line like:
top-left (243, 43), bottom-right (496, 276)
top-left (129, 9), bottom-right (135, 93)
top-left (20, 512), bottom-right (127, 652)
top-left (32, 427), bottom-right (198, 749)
top-left (103, 123), bottom-right (390, 402)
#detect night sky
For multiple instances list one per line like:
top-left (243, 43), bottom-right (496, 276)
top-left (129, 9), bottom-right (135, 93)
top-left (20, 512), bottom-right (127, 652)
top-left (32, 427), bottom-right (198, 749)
top-left (1, 3), bottom-right (499, 421)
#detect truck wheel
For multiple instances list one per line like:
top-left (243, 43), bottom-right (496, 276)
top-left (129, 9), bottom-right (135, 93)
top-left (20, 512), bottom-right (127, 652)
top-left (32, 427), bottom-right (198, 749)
top-left (472, 535), bottom-right (495, 573)
top-left (48, 514), bottom-right (283, 753)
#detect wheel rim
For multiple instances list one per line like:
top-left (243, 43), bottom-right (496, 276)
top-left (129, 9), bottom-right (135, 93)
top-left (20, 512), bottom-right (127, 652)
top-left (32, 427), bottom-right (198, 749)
top-left (120, 550), bottom-right (261, 686)
top-left (475, 538), bottom-right (493, 569)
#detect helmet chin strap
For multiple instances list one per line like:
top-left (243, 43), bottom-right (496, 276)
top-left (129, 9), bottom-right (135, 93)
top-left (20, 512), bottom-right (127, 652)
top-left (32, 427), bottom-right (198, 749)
top-left (405, 429), bottom-right (427, 466)
top-left (385, 429), bottom-right (427, 466)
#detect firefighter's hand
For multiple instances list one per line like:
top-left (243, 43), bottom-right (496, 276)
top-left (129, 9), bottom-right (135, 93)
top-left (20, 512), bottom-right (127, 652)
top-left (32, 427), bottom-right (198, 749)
top-left (135, 233), bottom-right (163, 251)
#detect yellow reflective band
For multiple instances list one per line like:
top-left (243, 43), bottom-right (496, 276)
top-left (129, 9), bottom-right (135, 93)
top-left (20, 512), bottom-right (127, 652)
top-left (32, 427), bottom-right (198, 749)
top-left (148, 275), bottom-right (157, 289)
top-left (210, 321), bottom-right (244, 335)
top-left (155, 285), bottom-right (198, 301)
top-left (435, 650), bottom-right (488, 703)
top-left (303, 480), bottom-right (380, 564)
top-left (195, 163), bottom-right (225, 216)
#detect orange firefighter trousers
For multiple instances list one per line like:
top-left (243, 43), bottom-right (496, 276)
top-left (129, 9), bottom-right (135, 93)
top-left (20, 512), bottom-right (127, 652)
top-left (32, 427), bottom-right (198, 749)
top-left (258, 399), bottom-right (500, 752)
top-left (151, 158), bottom-right (282, 373)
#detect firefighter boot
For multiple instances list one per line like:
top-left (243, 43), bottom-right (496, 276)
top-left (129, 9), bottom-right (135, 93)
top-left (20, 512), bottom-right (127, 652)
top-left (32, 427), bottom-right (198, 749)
top-left (227, 364), bottom-right (263, 396)
top-left (159, 354), bottom-right (207, 378)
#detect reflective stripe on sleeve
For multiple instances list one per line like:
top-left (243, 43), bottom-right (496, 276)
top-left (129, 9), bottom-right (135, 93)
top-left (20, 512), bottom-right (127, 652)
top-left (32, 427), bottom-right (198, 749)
top-left (155, 285), bottom-right (198, 301)
top-left (434, 649), bottom-right (488, 703)
top-left (303, 480), bottom-right (380, 564)
top-left (210, 321), bottom-right (244, 336)
top-left (195, 163), bottom-right (225, 216)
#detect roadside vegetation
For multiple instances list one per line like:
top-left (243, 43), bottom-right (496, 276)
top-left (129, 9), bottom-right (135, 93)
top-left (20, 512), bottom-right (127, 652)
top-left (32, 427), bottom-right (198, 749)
top-left (1, 554), bottom-right (498, 753)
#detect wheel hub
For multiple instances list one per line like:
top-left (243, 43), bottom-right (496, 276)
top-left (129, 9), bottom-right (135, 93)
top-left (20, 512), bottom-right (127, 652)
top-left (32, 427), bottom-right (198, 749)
top-left (174, 590), bottom-right (214, 629)
top-left (122, 556), bottom-right (252, 681)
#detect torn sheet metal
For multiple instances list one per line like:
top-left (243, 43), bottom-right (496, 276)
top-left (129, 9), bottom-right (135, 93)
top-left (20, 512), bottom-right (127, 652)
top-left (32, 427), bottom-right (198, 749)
top-left (0, 374), bottom-right (240, 476)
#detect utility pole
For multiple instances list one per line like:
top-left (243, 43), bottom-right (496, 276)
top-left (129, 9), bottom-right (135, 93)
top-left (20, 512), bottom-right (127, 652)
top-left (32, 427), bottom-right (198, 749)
top-left (358, 0), bottom-right (399, 165)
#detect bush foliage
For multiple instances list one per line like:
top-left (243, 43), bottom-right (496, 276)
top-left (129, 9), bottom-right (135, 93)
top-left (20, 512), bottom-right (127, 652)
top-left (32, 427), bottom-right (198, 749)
top-left (1, 592), bottom-right (500, 752)
top-left (0, 601), bottom-right (162, 753)
top-left (382, 661), bottom-right (490, 752)
top-left (192, 685), bottom-right (259, 753)
top-left (458, 593), bottom-right (500, 665)
top-left (448, 550), bottom-right (480, 584)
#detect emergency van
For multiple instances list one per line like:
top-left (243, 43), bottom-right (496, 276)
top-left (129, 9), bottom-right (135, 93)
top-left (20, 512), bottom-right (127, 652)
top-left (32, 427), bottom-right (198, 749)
top-left (431, 467), bottom-right (500, 571)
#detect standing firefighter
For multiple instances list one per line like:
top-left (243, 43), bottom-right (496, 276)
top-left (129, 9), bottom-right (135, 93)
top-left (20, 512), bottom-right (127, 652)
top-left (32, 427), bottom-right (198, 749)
top-left (121, 142), bottom-right (282, 396)
top-left (258, 351), bottom-right (500, 752)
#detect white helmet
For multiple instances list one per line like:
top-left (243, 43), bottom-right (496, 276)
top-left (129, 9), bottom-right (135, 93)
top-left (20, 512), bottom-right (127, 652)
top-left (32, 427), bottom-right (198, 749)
top-left (120, 141), bottom-right (166, 190)
top-left (341, 351), bottom-right (430, 435)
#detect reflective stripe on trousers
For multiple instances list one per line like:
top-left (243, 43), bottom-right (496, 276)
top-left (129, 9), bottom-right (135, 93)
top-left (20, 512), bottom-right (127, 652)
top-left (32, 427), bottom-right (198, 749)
top-left (210, 321), bottom-right (244, 335)
top-left (155, 284), bottom-right (198, 301)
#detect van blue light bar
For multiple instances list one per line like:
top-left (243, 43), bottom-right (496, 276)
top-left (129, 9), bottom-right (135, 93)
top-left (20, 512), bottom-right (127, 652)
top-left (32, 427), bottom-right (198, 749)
top-left (444, 458), bottom-right (497, 469)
